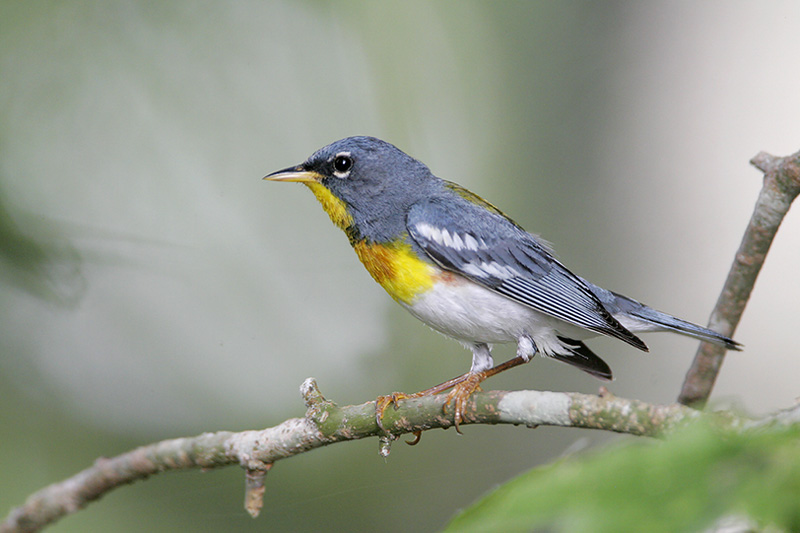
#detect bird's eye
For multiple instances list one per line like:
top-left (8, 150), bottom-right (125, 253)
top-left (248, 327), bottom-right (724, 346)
top-left (333, 153), bottom-right (353, 177)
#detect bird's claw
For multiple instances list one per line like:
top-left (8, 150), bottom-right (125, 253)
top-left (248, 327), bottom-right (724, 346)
top-left (375, 370), bottom-right (489, 442)
top-left (376, 393), bottom-right (428, 446)
top-left (406, 431), bottom-right (423, 446)
top-left (375, 392), bottom-right (407, 432)
top-left (442, 372), bottom-right (485, 433)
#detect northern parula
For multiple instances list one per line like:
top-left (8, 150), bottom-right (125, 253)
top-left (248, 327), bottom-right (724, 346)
top-left (265, 136), bottom-right (740, 429)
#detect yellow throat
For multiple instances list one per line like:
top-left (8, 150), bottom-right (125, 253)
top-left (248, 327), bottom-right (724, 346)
top-left (304, 182), bottom-right (353, 231)
top-left (303, 181), bottom-right (436, 305)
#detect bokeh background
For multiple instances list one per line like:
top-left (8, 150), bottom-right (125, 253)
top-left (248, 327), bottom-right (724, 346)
top-left (2, 2), bottom-right (799, 531)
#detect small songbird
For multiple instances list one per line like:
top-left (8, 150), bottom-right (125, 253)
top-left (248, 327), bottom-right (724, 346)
top-left (265, 136), bottom-right (740, 430)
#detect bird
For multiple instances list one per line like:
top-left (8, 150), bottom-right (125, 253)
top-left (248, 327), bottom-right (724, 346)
top-left (264, 136), bottom-right (741, 431)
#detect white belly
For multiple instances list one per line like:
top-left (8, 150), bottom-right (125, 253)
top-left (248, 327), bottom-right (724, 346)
top-left (401, 275), bottom-right (594, 356)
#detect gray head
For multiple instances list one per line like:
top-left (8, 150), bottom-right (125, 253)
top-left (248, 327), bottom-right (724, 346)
top-left (266, 136), bottom-right (442, 241)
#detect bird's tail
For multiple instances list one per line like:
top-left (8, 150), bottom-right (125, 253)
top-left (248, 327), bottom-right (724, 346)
top-left (608, 291), bottom-right (742, 351)
top-left (551, 337), bottom-right (613, 380)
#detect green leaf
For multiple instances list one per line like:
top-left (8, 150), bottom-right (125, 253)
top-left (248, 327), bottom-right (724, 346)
top-left (445, 422), bottom-right (800, 532)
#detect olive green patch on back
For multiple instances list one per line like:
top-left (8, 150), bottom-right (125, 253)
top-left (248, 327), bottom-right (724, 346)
top-left (353, 239), bottom-right (436, 304)
top-left (444, 181), bottom-right (522, 229)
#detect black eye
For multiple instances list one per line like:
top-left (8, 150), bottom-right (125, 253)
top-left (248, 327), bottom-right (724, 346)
top-left (333, 154), bottom-right (353, 175)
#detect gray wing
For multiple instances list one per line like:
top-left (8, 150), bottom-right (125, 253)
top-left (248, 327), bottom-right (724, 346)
top-left (407, 194), bottom-right (647, 351)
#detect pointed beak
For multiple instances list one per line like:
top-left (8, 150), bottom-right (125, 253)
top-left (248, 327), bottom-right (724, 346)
top-left (263, 165), bottom-right (322, 183)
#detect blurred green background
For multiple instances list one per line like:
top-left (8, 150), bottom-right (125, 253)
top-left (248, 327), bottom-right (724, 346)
top-left (2, 2), bottom-right (799, 531)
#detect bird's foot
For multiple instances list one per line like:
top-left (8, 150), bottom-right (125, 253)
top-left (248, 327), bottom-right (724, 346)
top-left (442, 371), bottom-right (487, 433)
top-left (375, 392), bottom-right (427, 445)
top-left (375, 356), bottom-right (530, 439)
top-left (375, 391), bottom-right (415, 432)
top-left (375, 371), bottom-right (474, 433)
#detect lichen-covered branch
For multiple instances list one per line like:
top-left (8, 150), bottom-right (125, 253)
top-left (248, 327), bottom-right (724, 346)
top-left (2, 379), bottom-right (737, 533)
top-left (678, 148), bottom-right (800, 407)
top-left (6, 146), bottom-right (795, 532)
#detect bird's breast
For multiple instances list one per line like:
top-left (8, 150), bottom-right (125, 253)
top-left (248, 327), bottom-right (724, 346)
top-left (353, 240), bottom-right (437, 304)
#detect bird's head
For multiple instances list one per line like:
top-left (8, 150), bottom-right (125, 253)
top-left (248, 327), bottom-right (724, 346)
top-left (265, 136), bottom-right (438, 241)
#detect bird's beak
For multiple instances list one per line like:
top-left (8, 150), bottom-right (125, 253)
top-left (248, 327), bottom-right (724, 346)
top-left (263, 165), bottom-right (322, 183)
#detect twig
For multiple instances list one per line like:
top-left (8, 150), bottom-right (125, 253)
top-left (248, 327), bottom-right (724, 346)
top-left (678, 149), bottom-right (800, 407)
top-left (2, 378), bottom-right (727, 533)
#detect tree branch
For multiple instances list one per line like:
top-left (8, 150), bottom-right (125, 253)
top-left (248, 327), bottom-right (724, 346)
top-left (1, 379), bottom-right (740, 533)
top-left (678, 148), bottom-right (800, 407)
top-left (6, 149), bottom-right (795, 533)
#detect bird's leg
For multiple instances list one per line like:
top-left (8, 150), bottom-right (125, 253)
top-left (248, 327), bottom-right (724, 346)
top-left (444, 337), bottom-right (537, 432)
top-left (374, 374), bottom-right (470, 432)
top-left (443, 356), bottom-right (532, 433)
top-left (375, 343), bottom-right (493, 432)
top-left (376, 340), bottom-right (537, 436)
